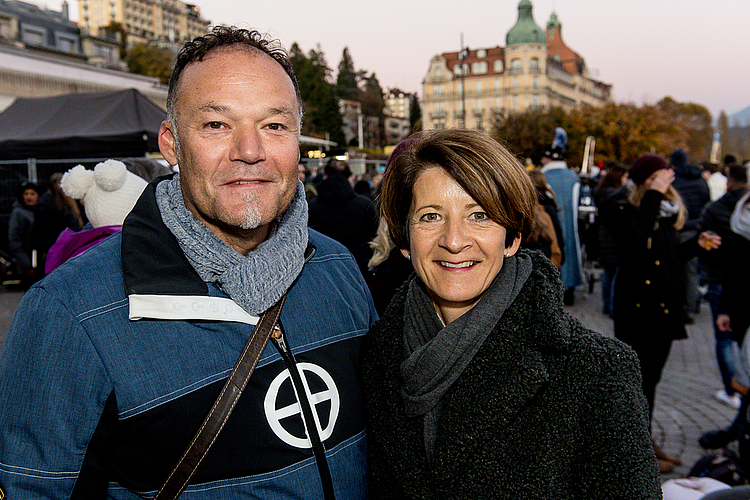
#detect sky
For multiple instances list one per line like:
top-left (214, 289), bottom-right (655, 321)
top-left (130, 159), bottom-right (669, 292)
top-left (50, 0), bottom-right (750, 121)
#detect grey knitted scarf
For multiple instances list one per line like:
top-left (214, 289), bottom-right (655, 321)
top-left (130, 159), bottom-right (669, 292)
top-left (401, 252), bottom-right (533, 461)
top-left (155, 174), bottom-right (308, 315)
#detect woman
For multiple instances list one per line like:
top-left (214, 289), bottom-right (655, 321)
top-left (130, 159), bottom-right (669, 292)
top-left (7, 182), bottom-right (42, 282)
top-left (601, 153), bottom-right (720, 473)
top-left (523, 169), bottom-right (563, 268)
top-left (595, 163), bottom-right (629, 316)
top-left (363, 129), bottom-right (661, 499)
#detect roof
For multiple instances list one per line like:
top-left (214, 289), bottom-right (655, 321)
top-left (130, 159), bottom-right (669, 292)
top-left (0, 89), bottom-right (166, 160)
top-left (546, 12), bottom-right (585, 74)
top-left (506, 0), bottom-right (546, 46)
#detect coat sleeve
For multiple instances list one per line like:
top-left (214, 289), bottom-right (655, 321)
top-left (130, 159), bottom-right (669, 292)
top-left (572, 336), bottom-right (662, 499)
top-left (0, 286), bottom-right (112, 499)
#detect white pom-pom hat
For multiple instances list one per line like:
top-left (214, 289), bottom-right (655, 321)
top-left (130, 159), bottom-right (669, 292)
top-left (61, 159), bottom-right (148, 228)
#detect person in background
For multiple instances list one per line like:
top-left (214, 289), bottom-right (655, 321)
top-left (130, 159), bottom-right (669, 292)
top-left (0, 26), bottom-right (376, 498)
top-left (308, 157), bottom-right (379, 275)
top-left (540, 127), bottom-right (582, 305)
top-left (7, 181), bottom-right (42, 285)
top-left (670, 148), bottom-right (711, 319)
top-left (364, 129), bottom-right (661, 498)
top-left (298, 161), bottom-right (317, 201)
top-left (601, 153), bottom-right (721, 473)
top-left (44, 159), bottom-right (148, 274)
top-left (698, 164), bottom-right (749, 410)
top-left (522, 169), bottom-right (562, 268)
top-left (595, 163), bottom-right (628, 317)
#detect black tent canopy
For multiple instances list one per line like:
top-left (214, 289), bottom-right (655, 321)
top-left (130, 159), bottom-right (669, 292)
top-left (0, 89), bottom-right (166, 160)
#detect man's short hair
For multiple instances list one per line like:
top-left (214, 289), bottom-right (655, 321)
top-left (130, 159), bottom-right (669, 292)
top-left (380, 129), bottom-right (536, 249)
top-left (324, 158), bottom-right (351, 178)
top-left (727, 164), bottom-right (748, 186)
top-left (166, 26), bottom-right (303, 124)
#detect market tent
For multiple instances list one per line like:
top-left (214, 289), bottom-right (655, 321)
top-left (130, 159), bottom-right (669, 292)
top-left (0, 89), bottom-right (166, 160)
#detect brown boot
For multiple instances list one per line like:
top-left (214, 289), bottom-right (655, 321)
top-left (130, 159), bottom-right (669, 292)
top-left (653, 440), bottom-right (682, 465)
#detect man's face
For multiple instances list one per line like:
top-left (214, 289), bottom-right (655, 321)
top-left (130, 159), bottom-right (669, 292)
top-left (159, 47), bottom-right (301, 254)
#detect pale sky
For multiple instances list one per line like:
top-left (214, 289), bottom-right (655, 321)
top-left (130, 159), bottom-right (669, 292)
top-left (51, 0), bottom-right (750, 120)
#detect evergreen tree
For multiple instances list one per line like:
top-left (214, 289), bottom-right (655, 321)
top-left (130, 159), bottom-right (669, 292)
top-left (409, 94), bottom-right (422, 132)
top-left (289, 43), bottom-right (345, 146)
top-left (336, 47), bottom-right (360, 101)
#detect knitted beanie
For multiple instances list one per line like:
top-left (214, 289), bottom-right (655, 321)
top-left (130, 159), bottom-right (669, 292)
top-left (61, 159), bottom-right (147, 227)
top-left (630, 154), bottom-right (669, 186)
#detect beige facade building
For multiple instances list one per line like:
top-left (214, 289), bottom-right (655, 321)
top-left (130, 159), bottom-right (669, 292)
top-left (78, 0), bottom-right (209, 46)
top-left (422, 0), bottom-right (611, 131)
top-left (383, 88), bottom-right (414, 146)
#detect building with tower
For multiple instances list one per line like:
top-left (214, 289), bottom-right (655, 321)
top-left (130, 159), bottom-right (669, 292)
top-left (421, 0), bottom-right (611, 131)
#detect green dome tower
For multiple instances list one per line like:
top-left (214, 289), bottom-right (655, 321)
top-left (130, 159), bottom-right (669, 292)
top-left (506, 0), bottom-right (546, 46)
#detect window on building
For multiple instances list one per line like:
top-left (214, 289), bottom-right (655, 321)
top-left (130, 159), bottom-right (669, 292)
top-left (471, 61), bottom-right (488, 74)
top-left (510, 58), bottom-right (522, 74)
top-left (532, 95), bottom-right (540, 108)
top-left (513, 96), bottom-right (519, 109)
top-left (494, 79), bottom-right (502, 92)
top-left (494, 60), bottom-right (504, 73)
top-left (532, 76), bottom-right (539, 90)
top-left (512, 77), bottom-right (519, 90)
top-left (530, 57), bottom-right (540, 73)
top-left (475, 81), bottom-right (482, 94)
top-left (21, 26), bottom-right (46, 46)
top-left (476, 48), bottom-right (487, 58)
top-left (477, 119), bottom-right (483, 131)
top-left (55, 33), bottom-right (79, 53)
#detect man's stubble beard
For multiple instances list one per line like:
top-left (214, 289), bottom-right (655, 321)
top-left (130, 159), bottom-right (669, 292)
top-left (238, 193), bottom-right (262, 230)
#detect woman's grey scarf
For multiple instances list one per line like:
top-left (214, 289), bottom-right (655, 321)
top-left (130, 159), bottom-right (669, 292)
top-left (730, 191), bottom-right (750, 240)
top-left (401, 252), bottom-right (533, 461)
top-left (155, 174), bottom-right (308, 315)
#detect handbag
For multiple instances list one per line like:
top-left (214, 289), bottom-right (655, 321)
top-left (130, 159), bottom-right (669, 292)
top-left (154, 292), bottom-right (287, 500)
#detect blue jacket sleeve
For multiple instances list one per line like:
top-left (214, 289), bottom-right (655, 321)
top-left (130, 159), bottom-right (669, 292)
top-left (0, 286), bottom-right (112, 499)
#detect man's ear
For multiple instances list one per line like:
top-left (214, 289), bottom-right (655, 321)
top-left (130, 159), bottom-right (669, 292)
top-left (158, 120), bottom-right (178, 166)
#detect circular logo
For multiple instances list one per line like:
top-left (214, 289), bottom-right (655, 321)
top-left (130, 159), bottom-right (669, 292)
top-left (263, 363), bottom-right (340, 448)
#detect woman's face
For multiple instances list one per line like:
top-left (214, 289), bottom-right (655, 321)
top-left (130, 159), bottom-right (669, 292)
top-left (402, 167), bottom-right (520, 324)
top-left (22, 188), bottom-right (39, 207)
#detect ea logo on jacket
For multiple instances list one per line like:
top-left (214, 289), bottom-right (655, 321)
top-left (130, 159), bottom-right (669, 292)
top-left (263, 363), bottom-right (340, 448)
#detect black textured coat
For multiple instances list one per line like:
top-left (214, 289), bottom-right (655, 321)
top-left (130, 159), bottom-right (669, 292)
top-left (362, 251), bottom-right (661, 499)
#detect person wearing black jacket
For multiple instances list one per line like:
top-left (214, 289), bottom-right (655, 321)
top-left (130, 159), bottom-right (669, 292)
top-left (308, 159), bottom-right (379, 275)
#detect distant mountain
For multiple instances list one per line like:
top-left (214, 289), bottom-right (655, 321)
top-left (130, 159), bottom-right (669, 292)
top-left (728, 105), bottom-right (750, 125)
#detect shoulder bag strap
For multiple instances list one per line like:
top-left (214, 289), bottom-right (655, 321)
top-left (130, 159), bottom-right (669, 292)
top-left (154, 292), bottom-right (288, 500)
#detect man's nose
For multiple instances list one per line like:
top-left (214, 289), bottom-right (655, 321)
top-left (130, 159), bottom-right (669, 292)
top-left (230, 127), bottom-right (265, 163)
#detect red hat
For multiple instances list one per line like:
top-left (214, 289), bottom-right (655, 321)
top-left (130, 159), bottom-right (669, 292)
top-left (630, 154), bottom-right (668, 185)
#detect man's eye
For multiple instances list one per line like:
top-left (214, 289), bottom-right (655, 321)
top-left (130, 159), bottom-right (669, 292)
top-left (267, 123), bottom-right (287, 131)
top-left (206, 122), bottom-right (223, 129)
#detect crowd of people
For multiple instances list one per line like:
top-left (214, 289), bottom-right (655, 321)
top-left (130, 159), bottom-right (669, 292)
top-left (0, 24), bottom-right (749, 499)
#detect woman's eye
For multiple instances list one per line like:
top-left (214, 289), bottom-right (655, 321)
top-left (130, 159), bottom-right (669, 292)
top-left (470, 212), bottom-right (489, 221)
top-left (420, 213), bottom-right (440, 222)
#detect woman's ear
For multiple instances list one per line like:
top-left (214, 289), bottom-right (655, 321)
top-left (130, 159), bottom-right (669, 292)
top-left (400, 248), bottom-right (411, 261)
top-left (505, 234), bottom-right (522, 257)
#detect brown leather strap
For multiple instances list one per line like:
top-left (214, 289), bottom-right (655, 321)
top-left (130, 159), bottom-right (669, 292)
top-left (154, 293), bottom-right (287, 500)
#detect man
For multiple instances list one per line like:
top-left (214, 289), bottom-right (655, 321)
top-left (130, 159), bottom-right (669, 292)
top-left (669, 148), bottom-right (710, 318)
top-left (540, 128), bottom-right (582, 305)
top-left (308, 158), bottom-right (378, 275)
top-left (698, 164), bottom-right (748, 414)
top-left (0, 26), bottom-right (376, 498)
